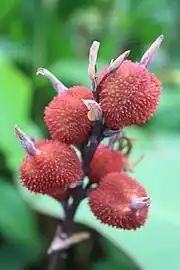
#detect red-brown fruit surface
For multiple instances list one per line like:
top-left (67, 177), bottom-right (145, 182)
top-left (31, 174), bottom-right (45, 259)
top-left (89, 172), bottom-right (149, 230)
top-left (98, 60), bottom-right (161, 128)
top-left (98, 64), bottom-right (109, 83)
top-left (44, 94), bottom-right (93, 145)
top-left (20, 140), bottom-right (82, 194)
top-left (67, 85), bottom-right (94, 100)
top-left (88, 145), bottom-right (123, 183)
top-left (50, 188), bottom-right (70, 201)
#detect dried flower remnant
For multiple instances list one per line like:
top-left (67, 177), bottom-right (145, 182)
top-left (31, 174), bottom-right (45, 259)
top-left (107, 50), bottom-right (131, 75)
top-left (48, 229), bottom-right (90, 254)
top-left (118, 135), bottom-right (145, 172)
top-left (15, 126), bottom-right (82, 194)
top-left (82, 99), bottom-right (103, 121)
top-left (140, 35), bottom-right (164, 67)
top-left (36, 67), bottom-right (68, 94)
top-left (88, 40), bottom-right (100, 92)
top-left (89, 172), bottom-right (150, 229)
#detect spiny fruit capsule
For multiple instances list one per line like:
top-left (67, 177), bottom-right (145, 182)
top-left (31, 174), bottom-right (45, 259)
top-left (15, 126), bottom-right (82, 194)
top-left (67, 85), bottom-right (94, 100)
top-left (20, 140), bottom-right (82, 194)
top-left (88, 144), bottom-right (123, 184)
top-left (44, 93), bottom-right (93, 145)
top-left (89, 172), bottom-right (150, 230)
top-left (98, 60), bottom-right (161, 129)
top-left (50, 188), bottom-right (70, 201)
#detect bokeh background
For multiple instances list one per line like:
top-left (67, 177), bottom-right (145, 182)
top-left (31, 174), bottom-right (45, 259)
top-left (0, 0), bottom-right (180, 269)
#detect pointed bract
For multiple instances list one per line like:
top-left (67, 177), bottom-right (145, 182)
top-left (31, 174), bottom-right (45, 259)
top-left (140, 35), bottom-right (164, 67)
top-left (88, 41), bottom-right (100, 80)
top-left (36, 67), bottom-right (68, 94)
top-left (107, 50), bottom-right (130, 74)
top-left (15, 125), bottom-right (39, 156)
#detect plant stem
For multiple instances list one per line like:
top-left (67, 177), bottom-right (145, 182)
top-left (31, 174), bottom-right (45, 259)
top-left (47, 194), bottom-right (81, 270)
top-left (47, 119), bottom-right (104, 270)
top-left (82, 119), bottom-right (104, 174)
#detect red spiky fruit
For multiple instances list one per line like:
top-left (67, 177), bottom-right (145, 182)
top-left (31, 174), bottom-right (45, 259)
top-left (67, 85), bottom-right (94, 100)
top-left (98, 60), bottom-right (161, 129)
top-left (89, 172), bottom-right (149, 230)
top-left (20, 140), bottom-right (82, 194)
top-left (88, 145), bottom-right (123, 183)
top-left (44, 94), bottom-right (93, 145)
top-left (98, 64), bottom-right (109, 83)
top-left (50, 188), bottom-right (70, 201)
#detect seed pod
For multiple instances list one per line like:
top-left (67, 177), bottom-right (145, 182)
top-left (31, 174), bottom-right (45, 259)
top-left (88, 145), bottom-right (123, 184)
top-left (50, 188), bottom-right (71, 201)
top-left (89, 172), bottom-right (150, 230)
top-left (44, 94), bottom-right (93, 145)
top-left (67, 85), bottom-right (94, 100)
top-left (98, 60), bottom-right (161, 128)
top-left (19, 139), bottom-right (82, 194)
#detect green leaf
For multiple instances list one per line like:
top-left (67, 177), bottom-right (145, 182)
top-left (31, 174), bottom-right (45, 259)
top-left (0, 53), bottom-right (32, 169)
top-left (0, 180), bottom-right (40, 244)
top-left (0, 0), bottom-right (20, 21)
top-left (15, 174), bottom-right (64, 219)
top-left (0, 243), bottom-right (42, 270)
top-left (0, 38), bottom-right (31, 64)
top-left (148, 87), bottom-right (180, 132)
top-left (91, 236), bottom-right (142, 270)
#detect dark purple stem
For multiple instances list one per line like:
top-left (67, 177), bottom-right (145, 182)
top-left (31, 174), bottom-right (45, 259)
top-left (47, 118), bottom-right (104, 270)
top-left (82, 119), bottom-right (104, 174)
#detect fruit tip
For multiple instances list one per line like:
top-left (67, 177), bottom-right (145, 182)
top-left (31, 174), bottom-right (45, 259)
top-left (36, 67), bottom-right (45, 76)
top-left (140, 34), bottom-right (164, 67)
top-left (130, 196), bottom-right (151, 211)
top-left (14, 125), bottom-right (39, 156)
top-left (36, 67), bottom-right (68, 93)
top-left (108, 49), bottom-right (131, 74)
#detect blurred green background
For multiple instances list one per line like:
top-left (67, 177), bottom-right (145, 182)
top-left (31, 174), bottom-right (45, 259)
top-left (0, 0), bottom-right (180, 269)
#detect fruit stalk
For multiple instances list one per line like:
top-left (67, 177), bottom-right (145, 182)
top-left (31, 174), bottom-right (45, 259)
top-left (47, 118), bottom-right (104, 270)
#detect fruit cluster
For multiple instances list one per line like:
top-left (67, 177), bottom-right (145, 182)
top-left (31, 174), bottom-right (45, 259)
top-left (15, 35), bottom-right (163, 230)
